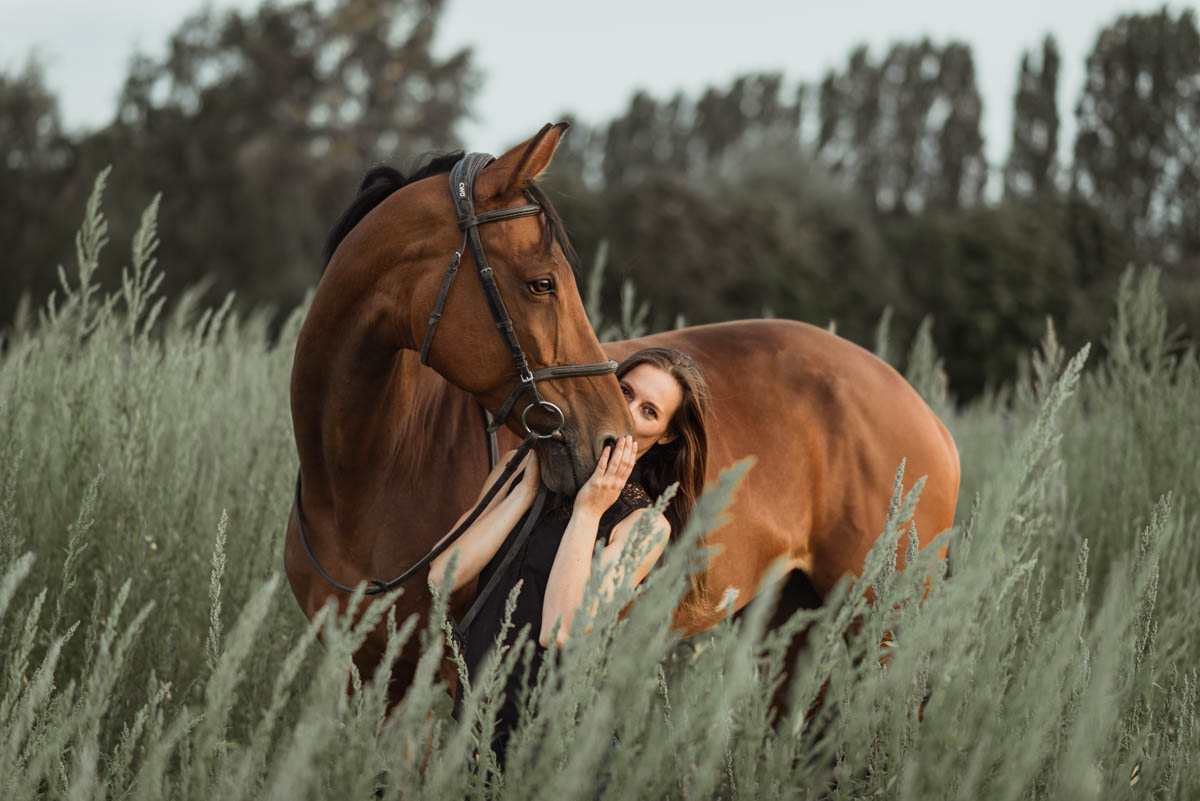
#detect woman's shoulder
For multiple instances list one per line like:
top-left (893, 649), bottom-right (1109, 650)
top-left (605, 503), bottom-right (671, 553)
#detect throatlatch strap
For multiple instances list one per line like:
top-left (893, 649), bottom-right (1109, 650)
top-left (482, 406), bottom-right (500, 469)
top-left (419, 230), bottom-right (468, 365)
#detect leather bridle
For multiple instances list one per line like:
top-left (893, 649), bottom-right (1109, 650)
top-left (293, 152), bottom-right (618, 596)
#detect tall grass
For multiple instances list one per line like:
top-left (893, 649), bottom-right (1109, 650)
top-left (1, 174), bottom-right (1197, 799)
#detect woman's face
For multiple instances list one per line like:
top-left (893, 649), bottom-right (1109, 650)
top-left (619, 363), bottom-right (684, 460)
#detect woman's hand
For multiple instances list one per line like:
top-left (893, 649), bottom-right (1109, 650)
top-left (574, 435), bottom-right (637, 519)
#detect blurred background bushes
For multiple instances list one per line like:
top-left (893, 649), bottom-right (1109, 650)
top-left (3, 0), bottom-right (1198, 399)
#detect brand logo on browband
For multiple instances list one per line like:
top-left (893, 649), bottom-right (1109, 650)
top-left (458, 182), bottom-right (467, 199)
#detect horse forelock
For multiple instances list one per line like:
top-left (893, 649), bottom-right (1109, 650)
top-left (321, 151), bottom-right (466, 273)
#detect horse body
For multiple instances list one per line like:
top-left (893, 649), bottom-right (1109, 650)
top-left (285, 124), bottom-right (959, 705)
top-left (286, 318), bottom-right (959, 695)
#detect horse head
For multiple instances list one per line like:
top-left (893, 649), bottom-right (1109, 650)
top-left (319, 122), bottom-right (630, 494)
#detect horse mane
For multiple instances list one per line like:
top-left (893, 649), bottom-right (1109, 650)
top-left (322, 151), bottom-right (580, 275)
top-left (322, 151), bottom-right (465, 272)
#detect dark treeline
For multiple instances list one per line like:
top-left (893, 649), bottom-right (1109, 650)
top-left (2, 0), bottom-right (476, 331)
top-left (3, 0), bottom-right (1198, 398)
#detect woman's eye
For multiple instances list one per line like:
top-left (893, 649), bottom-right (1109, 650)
top-left (621, 385), bottom-right (631, 398)
top-left (528, 277), bottom-right (555, 295)
top-left (643, 406), bottom-right (656, 419)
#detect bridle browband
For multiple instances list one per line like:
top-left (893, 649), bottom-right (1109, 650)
top-left (293, 152), bottom-right (618, 596)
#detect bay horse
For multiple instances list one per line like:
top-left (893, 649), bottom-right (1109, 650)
top-left (285, 123), bottom-right (960, 708)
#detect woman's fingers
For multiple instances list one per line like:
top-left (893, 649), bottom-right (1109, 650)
top-left (605, 436), bottom-right (636, 480)
top-left (595, 444), bottom-right (611, 475)
top-left (618, 437), bottom-right (636, 477)
top-left (604, 438), bottom-right (624, 477)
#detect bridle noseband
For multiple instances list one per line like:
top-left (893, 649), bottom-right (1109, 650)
top-left (294, 152), bottom-right (617, 596)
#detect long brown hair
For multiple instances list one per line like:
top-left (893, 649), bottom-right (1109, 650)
top-left (617, 348), bottom-right (710, 542)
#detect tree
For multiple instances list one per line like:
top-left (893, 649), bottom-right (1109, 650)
top-left (543, 74), bottom-right (887, 336)
top-left (885, 195), bottom-right (1130, 397)
top-left (601, 90), bottom-right (690, 188)
top-left (817, 40), bottom-right (986, 214)
top-left (931, 43), bottom-right (986, 210)
top-left (818, 45), bottom-right (885, 206)
top-left (1005, 35), bottom-right (1061, 198)
top-left (594, 73), bottom-right (804, 190)
top-left (692, 73), bottom-right (803, 171)
top-left (52, 0), bottom-right (476, 318)
top-left (0, 60), bottom-right (75, 326)
top-left (1073, 8), bottom-right (1200, 262)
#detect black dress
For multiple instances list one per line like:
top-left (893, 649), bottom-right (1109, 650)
top-left (457, 467), bottom-right (654, 761)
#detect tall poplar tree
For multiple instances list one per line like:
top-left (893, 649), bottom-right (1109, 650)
top-left (1073, 8), bottom-right (1200, 261)
top-left (84, 0), bottom-right (477, 309)
top-left (1005, 36), bottom-right (1061, 198)
top-left (0, 61), bottom-right (74, 325)
top-left (817, 40), bottom-right (986, 214)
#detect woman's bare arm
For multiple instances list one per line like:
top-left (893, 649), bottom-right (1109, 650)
top-left (540, 505), bottom-right (668, 648)
top-left (428, 450), bottom-right (540, 592)
top-left (540, 436), bottom-right (668, 647)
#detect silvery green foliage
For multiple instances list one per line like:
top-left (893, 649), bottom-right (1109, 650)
top-left (873, 305), bottom-right (895, 366)
top-left (0, 176), bottom-right (1197, 798)
top-left (905, 314), bottom-right (951, 418)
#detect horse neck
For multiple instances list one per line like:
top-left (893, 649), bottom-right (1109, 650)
top-left (293, 279), bottom-right (491, 581)
top-left (291, 270), bottom-right (425, 506)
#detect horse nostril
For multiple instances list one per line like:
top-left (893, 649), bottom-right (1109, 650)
top-left (601, 436), bottom-right (617, 453)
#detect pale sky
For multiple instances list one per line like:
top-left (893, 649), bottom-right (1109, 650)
top-left (2, 0), bottom-right (1195, 181)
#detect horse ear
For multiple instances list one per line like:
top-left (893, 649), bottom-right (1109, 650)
top-left (480, 121), bottom-right (570, 197)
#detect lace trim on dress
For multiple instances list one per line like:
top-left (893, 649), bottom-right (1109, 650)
top-left (548, 480), bottom-right (653, 521)
top-left (619, 482), bottom-right (652, 507)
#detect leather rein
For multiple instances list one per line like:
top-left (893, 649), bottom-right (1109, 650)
top-left (292, 152), bottom-right (618, 597)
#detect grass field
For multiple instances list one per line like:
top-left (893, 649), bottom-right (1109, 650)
top-left (2, 173), bottom-right (1198, 800)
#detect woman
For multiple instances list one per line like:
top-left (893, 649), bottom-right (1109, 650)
top-left (428, 347), bottom-right (709, 759)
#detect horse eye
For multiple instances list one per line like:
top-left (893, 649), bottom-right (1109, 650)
top-left (528, 277), bottom-right (555, 295)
